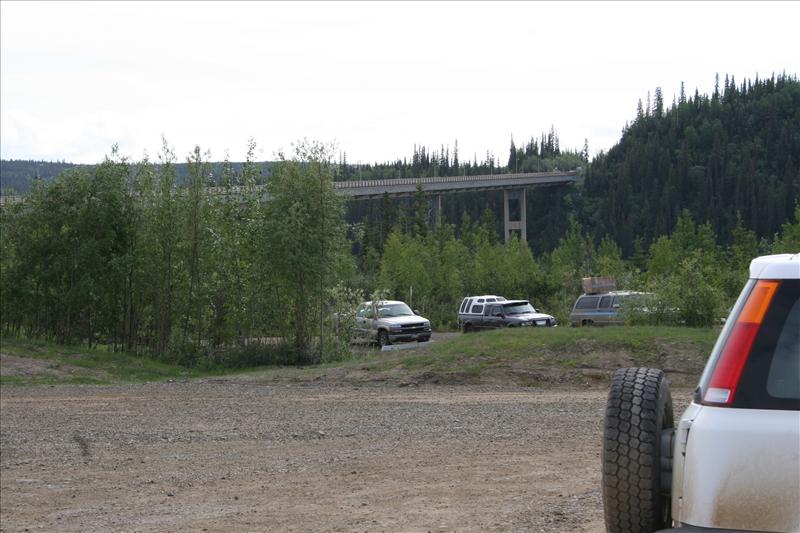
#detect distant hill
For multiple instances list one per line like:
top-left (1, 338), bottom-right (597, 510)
top-left (0, 160), bottom-right (82, 195)
top-left (0, 159), bottom-right (276, 195)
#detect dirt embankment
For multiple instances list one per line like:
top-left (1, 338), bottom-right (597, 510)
top-left (280, 334), bottom-right (708, 390)
top-left (0, 380), bottom-right (695, 532)
top-left (0, 353), bottom-right (109, 380)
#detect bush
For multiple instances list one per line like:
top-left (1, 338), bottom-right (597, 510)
top-left (201, 342), bottom-right (300, 369)
top-left (632, 254), bottom-right (724, 327)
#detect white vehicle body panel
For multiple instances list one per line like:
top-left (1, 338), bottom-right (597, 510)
top-left (673, 404), bottom-right (800, 532)
top-left (509, 311), bottom-right (555, 323)
top-left (377, 315), bottom-right (429, 327)
top-left (750, 253), bottom-right (800, 280)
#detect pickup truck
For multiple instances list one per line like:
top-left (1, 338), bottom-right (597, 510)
top-left (459, 299), bottom-right (557, 332)
top-left (355, 300), bottom-right (432, 347)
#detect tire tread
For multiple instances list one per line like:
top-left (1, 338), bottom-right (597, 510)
top-left (602, 367), bottom-right (673, 533)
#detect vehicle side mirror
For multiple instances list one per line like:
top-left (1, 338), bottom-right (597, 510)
top-left (414, 309), bottom-right (421, 315)
top-left (499, 313), bottom-right (506, 318)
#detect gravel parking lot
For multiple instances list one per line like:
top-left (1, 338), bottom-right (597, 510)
top-left (0, 381), bottom-right (692, 532)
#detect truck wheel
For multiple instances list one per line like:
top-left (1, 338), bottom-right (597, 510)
top-left (602, 368), bottom-right (674, 533)
top-left (463, 323), bottom-right (473, 333)
top-left (377, 330), bottom-right (391, 348)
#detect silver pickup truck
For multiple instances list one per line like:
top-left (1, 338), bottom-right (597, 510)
top-left (355, 300), bottom-right (431, 347)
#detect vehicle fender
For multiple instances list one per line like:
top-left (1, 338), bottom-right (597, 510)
top-left (677, 407), bottom-right (800, 532)
top-left (671, 402), bottom-right (703, 524)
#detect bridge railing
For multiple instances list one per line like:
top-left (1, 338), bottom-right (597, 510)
top-left (332, 170), bottom-right (577, 189)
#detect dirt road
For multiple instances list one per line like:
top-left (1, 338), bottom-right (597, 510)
top-left (0, 381), bottom-right (692, 532)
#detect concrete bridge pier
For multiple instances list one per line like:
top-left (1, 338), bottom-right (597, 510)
top-left (503, 189), bottom-right (526, 243)
top-left (427, 194), bottom-right (443, 226)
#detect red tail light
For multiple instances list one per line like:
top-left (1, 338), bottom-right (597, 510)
top-left (703, 280), bottom-right (780, 405)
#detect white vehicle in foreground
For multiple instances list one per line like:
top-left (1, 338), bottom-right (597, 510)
top-left (602, 254), bottom-right (800, 533)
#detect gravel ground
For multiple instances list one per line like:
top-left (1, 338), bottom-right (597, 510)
top-left (0, 381), bottom-right (693, 532)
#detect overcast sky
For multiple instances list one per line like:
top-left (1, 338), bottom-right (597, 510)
top-left (2, 1), bottom-right (798, 165)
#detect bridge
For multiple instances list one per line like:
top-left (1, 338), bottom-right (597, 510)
top-left (335, 170), bottom-right (580, 242)
top-left (0, 170), bottom-right (580, 243)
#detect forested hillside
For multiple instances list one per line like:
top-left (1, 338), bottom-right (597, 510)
top-left (584, 73), bottom-right (800, 253)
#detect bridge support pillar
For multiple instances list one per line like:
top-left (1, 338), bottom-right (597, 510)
top-left (503, 189), bottom-right (526, 243)
top-left (428, 194), bottom-right (443, 226)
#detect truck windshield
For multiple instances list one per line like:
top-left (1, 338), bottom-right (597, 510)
top-left (376, 303), bottom-right (414, 318)
top-left (503, 302), bottom-right (535, 315)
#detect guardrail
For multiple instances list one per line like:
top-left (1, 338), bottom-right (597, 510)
top-left (333, 170), bottom-right (578, 190)
top-left (334, 171), bottom-right (580, 199)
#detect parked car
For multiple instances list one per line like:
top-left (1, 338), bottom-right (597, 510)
top-left (569, 290), bottom-right (652, 326)
top-left (354, 300), bottom-right (431, 347)
top-left (602, 253), bottom-right (800, 533)
top-left (458, 295), bottom-right (556, 332)
top-left (458, 294), bottom-right (503, 332)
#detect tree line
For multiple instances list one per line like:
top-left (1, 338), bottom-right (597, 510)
top-left (336, 126), bottom-right (585, 182)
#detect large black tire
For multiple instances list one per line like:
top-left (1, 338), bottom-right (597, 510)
top-left (463, 323), bottom-right (473, 333)
top-left (602, 368), bottom-right (674, 533)
top-left (377, 330), bottom-right (391, 348)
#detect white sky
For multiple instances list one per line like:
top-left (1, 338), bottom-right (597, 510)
top-left (1, 1), bottom-right (798, 165)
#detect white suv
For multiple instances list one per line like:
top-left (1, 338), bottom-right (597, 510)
top-left (602, 254), bottom-right (800, 533)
